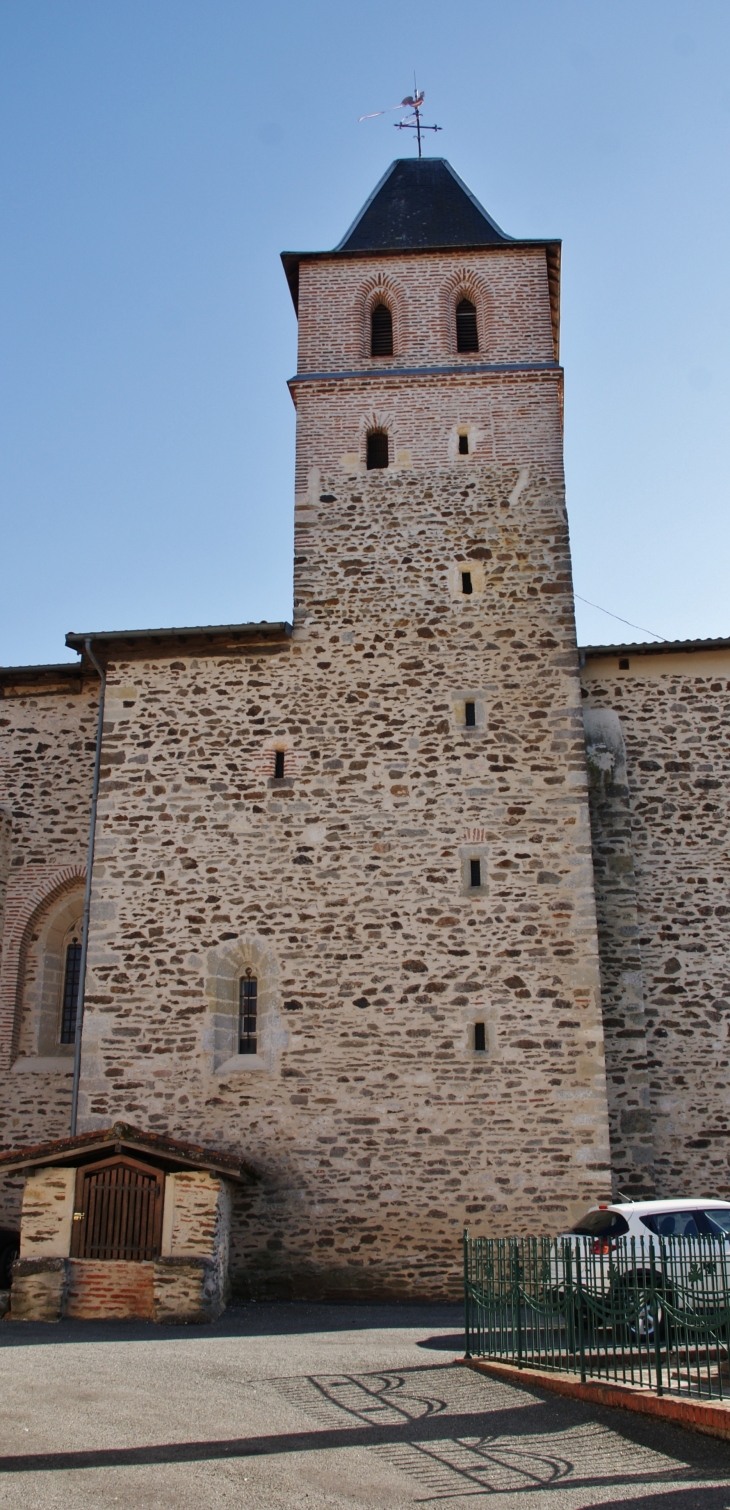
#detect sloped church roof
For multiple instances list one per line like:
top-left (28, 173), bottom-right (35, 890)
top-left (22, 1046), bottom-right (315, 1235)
top-left (335, 158), bottom-right (512, 252)
top-left (281, 157), bottom-right (558, 313)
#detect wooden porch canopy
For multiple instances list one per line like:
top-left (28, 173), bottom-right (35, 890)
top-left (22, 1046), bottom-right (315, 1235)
top-left (0, 1121), bottom-right (257, 1184)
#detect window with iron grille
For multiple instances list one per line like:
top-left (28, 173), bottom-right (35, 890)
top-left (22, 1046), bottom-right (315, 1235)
top-left (456, 298), bottom-right (479, 353)
top-left (370, 303), bottom-right (393, 356)
top-left (239, 974), bottom-right (258, 1055)
top-left (60, 939), bottom-right (82, 1045)
top-left (366, 430), bottom-right (389, 470)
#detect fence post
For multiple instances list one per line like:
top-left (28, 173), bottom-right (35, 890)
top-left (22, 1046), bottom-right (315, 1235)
top-left (650, 1239), bottom-right (663, 1397)
top-left (464, 1229), bottom-right (471, 1358)
top-left (575, 1241), bottom-right (586, 1385)
top-left (512, 1239), bottom-right (523, 1369)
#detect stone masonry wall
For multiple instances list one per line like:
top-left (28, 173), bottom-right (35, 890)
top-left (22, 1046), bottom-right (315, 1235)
top-left (73, 462), bottom-right (611, 1299)
top-left (0, 678), bottom-right (96, 1224)
top-left (583, 707), bottom-right (654, 1197)
top-left (581, 648), bottom-right (730, 1200)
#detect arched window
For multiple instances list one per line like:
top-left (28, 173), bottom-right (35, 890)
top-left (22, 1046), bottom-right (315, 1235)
top-left (239, 973), bottom-right (258, 1055)
top-left (456, 298), bottom-right (479, 353)
top-left (370, 303), bottom-right (393, 357)
top-left (60, 934), bottom-right (82, 1045)
top-left (366, 430), bottom-right (389, 470)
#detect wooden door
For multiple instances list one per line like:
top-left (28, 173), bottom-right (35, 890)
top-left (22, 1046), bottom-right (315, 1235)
top-left (70, 1155), bottom-right (164, 1261)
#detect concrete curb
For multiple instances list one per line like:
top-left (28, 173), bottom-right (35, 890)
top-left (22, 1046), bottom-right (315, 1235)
top-left (460, 1357), bottom-right (730, 1442)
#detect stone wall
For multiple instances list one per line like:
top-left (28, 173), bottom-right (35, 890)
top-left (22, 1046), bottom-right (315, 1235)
top-left (582, 647), bottom-right (730, 1200)
top-left (0, 674), bottom-right (95, 1224)
top-left (67, 461), bottom-right (611, 1299)
top-left (18, 1166), bottom-right (75, 1256)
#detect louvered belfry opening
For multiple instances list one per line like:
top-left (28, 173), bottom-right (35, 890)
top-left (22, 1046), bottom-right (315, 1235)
top-left (456, 298), bottom-right (479, 353)
top-left (366, 430), bottom-right (389, 470)
top-left (370, 302), bottom-right (393, 356)
top-left (70, 1155), bottom-right (164, 1261)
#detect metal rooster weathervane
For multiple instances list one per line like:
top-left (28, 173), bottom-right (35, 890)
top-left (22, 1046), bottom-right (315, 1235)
top-left (358, 80), bottom-right (442, 158)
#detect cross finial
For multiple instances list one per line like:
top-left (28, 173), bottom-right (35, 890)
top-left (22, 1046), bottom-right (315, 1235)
top-left (358, 78), bottom-right (442, 158)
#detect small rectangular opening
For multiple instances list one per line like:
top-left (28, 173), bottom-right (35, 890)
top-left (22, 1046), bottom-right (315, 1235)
top-left (458, 433), bottom-right (469, 455)
top-left (465, 700), bottom-right (476, 728)
top-left (366, 430), bottom-right (389, 470)
top-left (274, 750), bottom-right (285, 779)
top-left (461, 570), bottom-right (473, 595)
top-left (470, 858), bottom-right (482, 888)
top-left (619, 657), bottom-right (630, 670)
top-left (474, 1022), bottom-right (486, 1052)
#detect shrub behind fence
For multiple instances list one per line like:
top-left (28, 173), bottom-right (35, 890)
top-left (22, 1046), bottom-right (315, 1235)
top-left (464, 1230), bottom-right (730, 1400)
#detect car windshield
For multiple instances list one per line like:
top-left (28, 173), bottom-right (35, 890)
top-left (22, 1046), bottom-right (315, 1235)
top-left (571, 1210), bottom-right (629, 1237)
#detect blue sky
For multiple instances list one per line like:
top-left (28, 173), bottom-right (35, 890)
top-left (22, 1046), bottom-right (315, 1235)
top-left (1, 0), bottom-right (728, 665)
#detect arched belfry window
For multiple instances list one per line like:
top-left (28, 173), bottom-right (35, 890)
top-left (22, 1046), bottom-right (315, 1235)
top-left (456, 298), bottom-right (479, 353)
top-left (366, 430), bottom-right (389, 470)
top-left (370, 303), bottom-right (393, 357)
top-left (239, 972), bottom-right (258, 1055)
top-left (60, 935), bottom-right (82, 1045)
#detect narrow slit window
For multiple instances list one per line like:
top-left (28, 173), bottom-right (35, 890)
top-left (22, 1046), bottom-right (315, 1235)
top-left (239, 975), bottom-right (258, 1055)
top-left (60, 939), bottom-right (82, 1045)
top-left (458, 433), bottom-right (469, 455)
top-left (456, 298), bottom-right (479, 353)
top-left (461, 570), bottom-right (473, 595)
top-left (366, 430), bottom-right (389, 470)
top-left (474, 1022), bottom-right (486, 1052)
top-left (465, 701), bottom-right (476, 728)
top-left (470, 858), bottom-right (482, 888)
top-left (274, 750), bottom-right (285, 779)
top-left (370, 303), bottom-right (393, 357)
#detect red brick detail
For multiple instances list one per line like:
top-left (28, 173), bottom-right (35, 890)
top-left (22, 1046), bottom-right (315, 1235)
top-left (463, 1358), bottom-right (730, 1443)
top-left (66, 1259), bottom-right (154, 1320)
top-left (0, 865), bottom-right (86, 1068)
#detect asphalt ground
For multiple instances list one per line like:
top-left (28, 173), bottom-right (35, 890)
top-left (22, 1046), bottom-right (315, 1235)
top-left (1, 1302), bottom-right (730, 1508)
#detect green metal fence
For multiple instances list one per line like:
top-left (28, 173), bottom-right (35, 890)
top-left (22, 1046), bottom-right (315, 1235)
top-left (464, 1230), bottom-right (730, 1400)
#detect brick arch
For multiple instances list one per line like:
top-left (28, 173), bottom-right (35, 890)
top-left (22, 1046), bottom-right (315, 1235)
top-left (358, 273), bottom-right (406, 360)
top-left (359, 408), bottom-right (397, 470)
top-left (443, 268), bottom-right (494, 357)
top-left (0, 864), bottom-right (86, 1068)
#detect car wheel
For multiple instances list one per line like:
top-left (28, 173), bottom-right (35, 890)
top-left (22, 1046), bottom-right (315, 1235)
top-left (614, 1273), bottom-right (670, 1345)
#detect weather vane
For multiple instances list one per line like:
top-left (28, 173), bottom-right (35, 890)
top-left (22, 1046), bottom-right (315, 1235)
top-left (359, 78), bottom-right (442, 158)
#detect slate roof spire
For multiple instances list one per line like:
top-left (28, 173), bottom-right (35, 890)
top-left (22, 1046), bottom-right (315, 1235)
top-left (335, 158), bottom-right (512, 252)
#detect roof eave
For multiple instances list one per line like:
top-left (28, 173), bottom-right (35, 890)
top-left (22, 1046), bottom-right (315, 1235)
top-left (0, 1123), bottom-right (258, 1184)
top-left (581, 636), bottom-right (730, 659)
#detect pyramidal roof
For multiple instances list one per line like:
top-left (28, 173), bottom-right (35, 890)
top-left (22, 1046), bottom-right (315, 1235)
top-left (335, 158), bottom-right (512, 252)
top-left (281, 158), bottom-right (559, 314)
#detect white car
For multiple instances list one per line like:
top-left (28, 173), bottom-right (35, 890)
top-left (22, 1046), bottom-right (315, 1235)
top-left (552, 1199), bottom-right (730, 1332)
top-left (564, 1198), bottom-right (730, 1252)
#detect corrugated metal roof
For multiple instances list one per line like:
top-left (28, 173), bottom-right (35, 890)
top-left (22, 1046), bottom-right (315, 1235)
top-left (65, 621), bottom-right (292, 651)
top-left (581, 636), bottom-right (730, 658)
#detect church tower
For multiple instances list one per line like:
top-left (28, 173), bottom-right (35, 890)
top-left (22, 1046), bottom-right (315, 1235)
top-left (272, 158), bottom-right (612, 1264)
